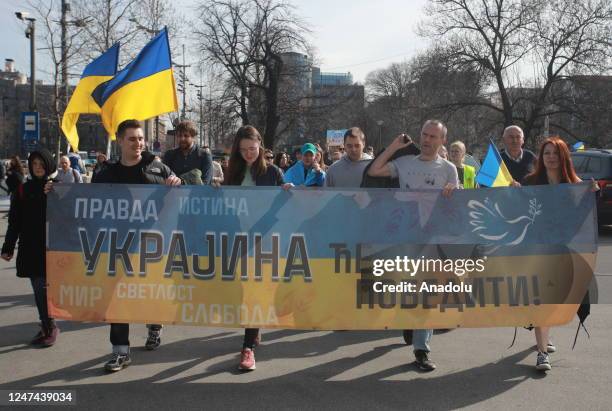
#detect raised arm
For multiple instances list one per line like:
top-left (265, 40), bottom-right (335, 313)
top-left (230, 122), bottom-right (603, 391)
top-left (367, 134), bottom-right (413, 177)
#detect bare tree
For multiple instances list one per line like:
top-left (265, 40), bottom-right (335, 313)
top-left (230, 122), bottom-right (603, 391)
top-left (71, 0), bottom-right (141, 64)
top-left (29, 0), bottom-right (89, 159)
top-left (364, 46), bottom-right (490, 149)
top-left (194, 0), bottom-right (310, 148)
top-left (419, 0), bottom-right (612, 142)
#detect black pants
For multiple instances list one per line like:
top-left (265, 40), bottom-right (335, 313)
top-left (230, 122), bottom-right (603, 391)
top-left (243, 328), bottom-right (259, 349)
top-left (30, 276), bottom-right (51, 324)
top-left (110, 323), bottom-right (162, 347)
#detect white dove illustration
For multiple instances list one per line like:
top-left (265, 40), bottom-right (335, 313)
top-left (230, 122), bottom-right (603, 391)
top-left (468, 198), bottom-right (542, 247)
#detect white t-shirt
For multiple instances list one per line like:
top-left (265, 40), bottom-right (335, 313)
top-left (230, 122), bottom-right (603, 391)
top-left (389, 155), bottom-right (459, 189)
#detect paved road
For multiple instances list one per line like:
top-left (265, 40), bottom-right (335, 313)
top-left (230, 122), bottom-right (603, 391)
top-left (0, 216), bottom-right (611, 410)
top-left (0, 194), bottom-right (9, 213)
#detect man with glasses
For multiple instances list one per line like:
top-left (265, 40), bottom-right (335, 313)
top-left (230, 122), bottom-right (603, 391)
top-left (500, 125), bottom-right (536, 183)
top-left (264, 149), bottom-right (274, 166)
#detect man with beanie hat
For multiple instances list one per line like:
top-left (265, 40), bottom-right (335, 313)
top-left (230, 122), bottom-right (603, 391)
top-left (2, 149), bottom-right (61, 347)
top-left (283, 143), bottom-right (326, 187)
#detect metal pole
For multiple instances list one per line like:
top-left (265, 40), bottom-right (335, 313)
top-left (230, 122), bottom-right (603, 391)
top-left (208, 86), bottom-right (212, 148)
top-left (199, 91), bottom-right (203, 146)
top-left (29, 20), bottom-right (36, 110)
top-left (181, 44), bottom-right (187, 120)
top-left (61, 0), bottom-right (68, 112)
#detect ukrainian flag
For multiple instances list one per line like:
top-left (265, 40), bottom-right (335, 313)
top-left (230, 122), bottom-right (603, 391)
top-left (61, 43), bottom-right (119, 151)
top-left (572, 141), bottom-right (585, 151)
top-left (475, 140), bottom-right (514, 187)
top-left (93, 28), bottom-right (178, 138)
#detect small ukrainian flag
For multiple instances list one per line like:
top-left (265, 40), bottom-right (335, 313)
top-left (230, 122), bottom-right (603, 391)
top-left (61, 43), bottom-right (119, 151)
top-left (572, 141), bottom-right (585, 151)
top-left (475, 140), bottom-right (514, 187)
top-left (92, 28), bottom-right (178, 138)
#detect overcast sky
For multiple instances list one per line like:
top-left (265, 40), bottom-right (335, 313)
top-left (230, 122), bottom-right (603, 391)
top-left (1, 0), bottom-right (430, 85)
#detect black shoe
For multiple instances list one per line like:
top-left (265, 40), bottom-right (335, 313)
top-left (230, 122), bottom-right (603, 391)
top-left (145, 329), bottom-right (161, 350)
top-left (414, 350), bottom-right (436, 371)
top-left (403, 330), bottom-right (413, 346)
top-left (104, 353), bottom-right (132, 372)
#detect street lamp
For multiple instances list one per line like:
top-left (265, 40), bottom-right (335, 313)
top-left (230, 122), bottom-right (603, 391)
top-left (376, 120), bottom-right (384, 152)
top-left (15, 11), bottom-right (36, 111)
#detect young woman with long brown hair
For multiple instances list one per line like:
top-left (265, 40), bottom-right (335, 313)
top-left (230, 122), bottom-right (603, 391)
top-left (225, 125), bottom-right (291, 370)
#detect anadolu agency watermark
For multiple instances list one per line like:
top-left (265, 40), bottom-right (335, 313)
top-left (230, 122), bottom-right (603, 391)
top-left (371, 256), bottom-right (488, 294)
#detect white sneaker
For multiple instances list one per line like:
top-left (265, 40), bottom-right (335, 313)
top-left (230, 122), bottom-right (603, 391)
top-left (536, 352), bottom-right (551, 371)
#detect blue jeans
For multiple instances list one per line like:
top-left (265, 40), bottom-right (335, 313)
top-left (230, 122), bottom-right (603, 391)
top-left (413, 329), bottom-right (433, 352)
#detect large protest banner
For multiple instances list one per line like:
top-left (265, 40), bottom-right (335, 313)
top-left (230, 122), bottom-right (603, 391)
top-left (47, 184), bottom-right (597, 329)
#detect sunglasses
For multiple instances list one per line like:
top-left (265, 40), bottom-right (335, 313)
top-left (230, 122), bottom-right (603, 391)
top-left (265, 156), bottom-right (274, 160)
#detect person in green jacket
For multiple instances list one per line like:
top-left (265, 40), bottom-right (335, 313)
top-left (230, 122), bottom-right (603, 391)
top-left (449, 141), bottom-right (477, 189)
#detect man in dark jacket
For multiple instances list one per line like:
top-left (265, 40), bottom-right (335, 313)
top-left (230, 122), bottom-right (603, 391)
top-left (500, 125), bottom-right (536, 183)
top-left (163, 120), bottom-right (213, 184)
top-left (2, 149), bottom-right (60, 347)
top-left (92, 119), bottom-right (181, 372)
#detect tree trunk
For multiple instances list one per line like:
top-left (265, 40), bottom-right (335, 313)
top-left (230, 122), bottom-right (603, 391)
top-left (262, 55), bottom-right (282, 149)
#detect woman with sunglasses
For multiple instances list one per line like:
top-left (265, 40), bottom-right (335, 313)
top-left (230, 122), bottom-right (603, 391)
top-left (274, 152), bottom-right (290, 172)
top-left (264, 149), bottom-right (275, 167)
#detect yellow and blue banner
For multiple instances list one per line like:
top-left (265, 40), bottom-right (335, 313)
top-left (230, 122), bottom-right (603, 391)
top-left (61, 43), bottom-right (119, 151)
top-left (46, 184), bottom-right (597, 329)
top-left (572, 141), bottom-right (585, 151)
top-left (92, 28), bottom-right (178, 138)
top-left (476, 140), bottom-right (514, 187)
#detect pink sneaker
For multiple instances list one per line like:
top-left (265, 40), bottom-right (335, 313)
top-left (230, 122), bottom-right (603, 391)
top-left (239, 348), bottom-right (256, 371)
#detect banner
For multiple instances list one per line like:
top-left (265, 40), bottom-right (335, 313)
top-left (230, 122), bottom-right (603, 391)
top-left (326, 129), bottom-right (347, 147)
top-left (47, 184), bottom-right (597, 329)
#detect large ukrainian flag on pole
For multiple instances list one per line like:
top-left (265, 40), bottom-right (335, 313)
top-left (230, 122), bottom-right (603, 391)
top-left (475, 139), bottom-right (514, 187)
top-left (61, 43), bottom-right (119, 151)
top-left (93, 28), bottom-right (178, 138)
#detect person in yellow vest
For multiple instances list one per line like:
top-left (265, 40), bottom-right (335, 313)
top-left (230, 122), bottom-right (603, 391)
top-left (449, 141), bottom-right (477, 189)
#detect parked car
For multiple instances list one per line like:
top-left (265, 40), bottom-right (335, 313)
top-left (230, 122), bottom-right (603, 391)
top-left (571, 149), bottom-right (612, 226)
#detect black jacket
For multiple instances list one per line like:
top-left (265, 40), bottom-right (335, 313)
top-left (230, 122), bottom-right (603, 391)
top-left (5, 170), bottom-right (25, 194)
top-left (163, 145), bottom-right (213, 184)
top-left (255, 164), bottom-right (284, 186)
top-left (227, 164), bottom-right (285, 187)
top-left (92, 152), bottom-right (174, 184)
top-left (2, 149), bottom-right (57, 278)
